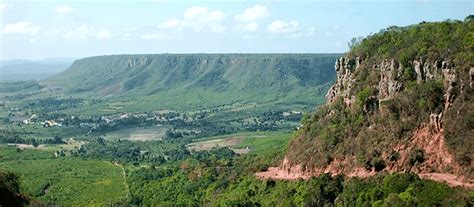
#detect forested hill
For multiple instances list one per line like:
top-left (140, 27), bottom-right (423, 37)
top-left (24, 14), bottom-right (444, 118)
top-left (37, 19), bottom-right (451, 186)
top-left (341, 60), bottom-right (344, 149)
top-left (260, 16), bottom-right (474, 187)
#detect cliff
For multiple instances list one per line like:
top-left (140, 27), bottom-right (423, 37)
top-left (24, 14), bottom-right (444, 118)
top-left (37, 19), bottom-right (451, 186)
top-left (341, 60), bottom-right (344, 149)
top-left (257, 17), bottom-right (474, 188)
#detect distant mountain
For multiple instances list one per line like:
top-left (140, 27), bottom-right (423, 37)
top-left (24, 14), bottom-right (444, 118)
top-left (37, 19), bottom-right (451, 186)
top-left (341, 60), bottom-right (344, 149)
top-left (45, 54), bottom-right (340, 113)
top-left (0, 58), bottom-right (75, 81)
top-left (259, 17), bottom-right (473, 187)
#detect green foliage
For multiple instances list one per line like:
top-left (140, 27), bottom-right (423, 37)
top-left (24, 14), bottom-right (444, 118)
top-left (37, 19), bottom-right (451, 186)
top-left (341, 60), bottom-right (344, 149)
top-left (339, 173), bottom-right (470, 206)
top-left (356, 88), bottom-right (372, 108)
top-left (383, 173), bottom-right (419, 194)
top-left (0, 146), bottom-right (128, 206)
top-left (349, 19), bottom-right (470, 62)
top-left (401, 66), bottom-right (416, 81)
top-left (1, 130), bottom-right (472, 206)
top-left (74, 137), bottom-right (189, 164)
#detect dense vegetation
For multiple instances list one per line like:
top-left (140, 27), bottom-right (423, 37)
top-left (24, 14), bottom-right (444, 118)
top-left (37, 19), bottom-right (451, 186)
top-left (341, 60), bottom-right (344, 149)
top-left (348, 15), bottom-right (473, 64)
top-left (1, 128), bottom-right (473, 206)
top-left (123, 143), bottom-right (472, 206)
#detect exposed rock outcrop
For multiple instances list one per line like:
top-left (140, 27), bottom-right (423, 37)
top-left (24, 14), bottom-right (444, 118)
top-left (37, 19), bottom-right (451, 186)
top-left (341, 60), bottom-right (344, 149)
top-left (259, 56), bottom-right (473, 188)
top-left (470, 67), bottom-right (474, 88)
top-left (327, 57), bottom-right (458, 109)
top-left (326, 57), bottom-right (360, 107)
top-left (127, 57), bottom-right (151, 67)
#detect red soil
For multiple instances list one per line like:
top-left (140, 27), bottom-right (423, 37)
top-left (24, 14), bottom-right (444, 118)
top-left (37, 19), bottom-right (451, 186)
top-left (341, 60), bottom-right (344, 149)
top-left (256, 115), bottom-right (473, 189)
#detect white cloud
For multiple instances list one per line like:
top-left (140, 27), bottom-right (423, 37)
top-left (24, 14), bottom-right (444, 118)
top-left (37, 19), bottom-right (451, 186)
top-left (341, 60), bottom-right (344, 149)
top-left (235, 5), bottom-right (270, 22)
top-left (141, 32), bottom-right (168, 40)
top-left (160, 18), bottom-right (181, 28)
top-left (160, 6), bottom-right (226, 32)
top-left (55, 5), bottom-right (73, 15)
top-left (267, 20), bottom-right (299, 33)
top-left (3, 21), bottom-right (40, 36)
top-left (267, 20), bottom-right (316, 38)
top-left (184, 7), bottom-right (224, 22)
top-left (61, 26), bottom-right (112, 40)
top-left (236, 22), bottom-right (259, 32)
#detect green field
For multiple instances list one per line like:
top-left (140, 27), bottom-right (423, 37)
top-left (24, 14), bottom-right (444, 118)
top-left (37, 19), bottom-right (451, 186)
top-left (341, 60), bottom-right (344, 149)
top-left (0, 146), bottom-right (128, 206)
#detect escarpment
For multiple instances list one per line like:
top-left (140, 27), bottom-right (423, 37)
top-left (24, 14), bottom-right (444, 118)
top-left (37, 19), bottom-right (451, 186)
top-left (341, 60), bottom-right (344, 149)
top-left (257, 19), bottom-right (474, 188)
top-left (47, 54), bottom-right (339, 97)
top-left (258, 56), bottom-right (473, 188)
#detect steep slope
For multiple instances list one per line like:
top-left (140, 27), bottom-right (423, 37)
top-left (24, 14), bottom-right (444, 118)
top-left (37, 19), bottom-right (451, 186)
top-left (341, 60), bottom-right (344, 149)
top-left (258, 17), bottom-right (474, 188)
top-left (44, 54), bottom-right (339, 112)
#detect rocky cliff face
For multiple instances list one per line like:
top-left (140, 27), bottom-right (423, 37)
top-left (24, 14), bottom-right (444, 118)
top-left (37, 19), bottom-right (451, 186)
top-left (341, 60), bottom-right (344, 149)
top-left (326, 57), bottom-right (460, 109)
top-left (257, 55), bottom-right (474, 188)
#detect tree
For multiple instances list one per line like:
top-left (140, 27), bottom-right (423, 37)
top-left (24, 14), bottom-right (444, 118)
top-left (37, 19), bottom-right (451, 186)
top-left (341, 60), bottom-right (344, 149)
top-left (0, 171), bottom-right (29, 206)
top-left (52, 135), bottom-right (64, 144)
top-left (31, 139), bottom-right (38, 148)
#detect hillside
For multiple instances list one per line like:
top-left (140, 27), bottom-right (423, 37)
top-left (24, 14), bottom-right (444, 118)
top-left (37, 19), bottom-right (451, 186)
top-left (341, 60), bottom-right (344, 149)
top-left (44, 54), bottom-right (339, 112)
top-left (258, 17), bottom-right (474, 187)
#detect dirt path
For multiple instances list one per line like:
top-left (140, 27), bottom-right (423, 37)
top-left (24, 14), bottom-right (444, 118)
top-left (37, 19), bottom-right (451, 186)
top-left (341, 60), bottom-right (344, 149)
top-left (256, 167), bottom-right (311, 180)
top-left (256, 168), bottom-right (474, 189)
top-left (118, 163), bottom-right (131, 200)
top-left (419, 173), bottom-right (474, 189)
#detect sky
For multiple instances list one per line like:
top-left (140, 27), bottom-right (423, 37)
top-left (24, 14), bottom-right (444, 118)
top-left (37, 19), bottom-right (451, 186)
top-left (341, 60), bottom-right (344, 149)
top-left (0, 0), bottom-right (472, 60)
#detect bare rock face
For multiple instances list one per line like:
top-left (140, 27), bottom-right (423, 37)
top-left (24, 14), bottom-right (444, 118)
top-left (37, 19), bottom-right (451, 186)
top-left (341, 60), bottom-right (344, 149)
top-left (378, 59), bottom-right (403, 101)
top-left (413, 59), bottom-right (453, 81)
top-left (328, 57), bottom-right (459, 109)
top-left (412, 59), bottom-right (457, 110)
top-left (127, 57), bottom-right (151, 67)
top-left (325, 57), bottom-right (360, 107)
top-left (470, 67), bottom-right (474, 88)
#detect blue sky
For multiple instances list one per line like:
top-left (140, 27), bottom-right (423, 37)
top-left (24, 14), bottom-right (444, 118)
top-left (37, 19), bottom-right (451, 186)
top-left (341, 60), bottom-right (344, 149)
top-left (0, 0), bottom-right (472, 60)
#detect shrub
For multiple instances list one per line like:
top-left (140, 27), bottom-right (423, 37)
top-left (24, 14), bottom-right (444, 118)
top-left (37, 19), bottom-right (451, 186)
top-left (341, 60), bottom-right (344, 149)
top-left (383, 173), bottom-right (419, 195)
top-left (356, 88), bottom-right (372, 108)
top-left (401, 66), bottom-right (416, 81)
top-left (370, 157), bottom-right (386, 172)
top-left (408, 148), bottom-right (425, 166)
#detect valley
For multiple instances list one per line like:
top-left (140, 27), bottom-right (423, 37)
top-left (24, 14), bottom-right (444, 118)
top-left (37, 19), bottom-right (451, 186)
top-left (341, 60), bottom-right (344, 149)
top-left (0, 12), bottom-right (473, 207)
top-left (1, 54), bottom-right (339, 205)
